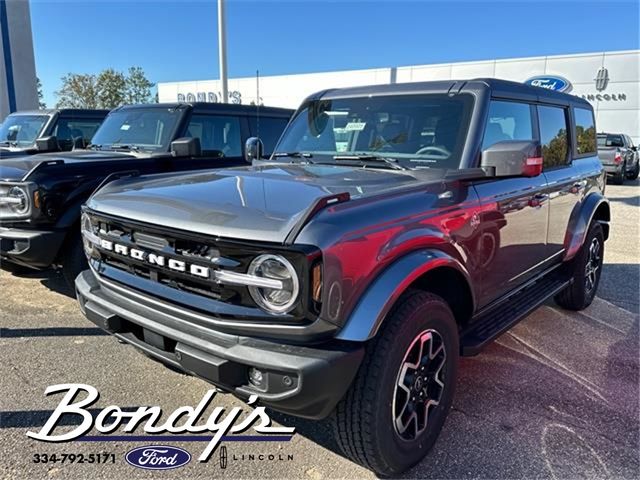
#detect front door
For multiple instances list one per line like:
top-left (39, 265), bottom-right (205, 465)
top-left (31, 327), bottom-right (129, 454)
top-left (473, 100), bottom-right (550, 306)
top-left (174, 114), bottom-right (246, 171)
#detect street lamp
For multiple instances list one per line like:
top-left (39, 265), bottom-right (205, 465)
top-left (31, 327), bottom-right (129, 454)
top-left (218, 0), bottom-right (228, 103)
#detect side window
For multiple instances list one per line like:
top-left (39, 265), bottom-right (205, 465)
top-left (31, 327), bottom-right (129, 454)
top-left (538, 106), bottom-right (569, 169)
top-left (482, 101), bottom-right (534, 149)
top-left (53, 118), bottom-right (104, 149)
top-left (247, 116), bottom-right (289, 155)
top-left (185, 115), bottom-right (242, 157)
top-left (573, 107), bottom-right (596, 155)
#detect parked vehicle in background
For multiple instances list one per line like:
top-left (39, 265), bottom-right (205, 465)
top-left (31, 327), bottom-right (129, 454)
top-left (597, 132), bottom-right (639, 184)
top-left (0, 102), bottom-right (292, 286)
top-left (76, 79), bottom-right (609, 476)
top-left (0, 109), bottom-right (109, 158)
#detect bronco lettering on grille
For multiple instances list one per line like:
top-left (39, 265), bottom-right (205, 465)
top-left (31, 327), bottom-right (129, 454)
top-left (99, 238), bottom-right (210, 278)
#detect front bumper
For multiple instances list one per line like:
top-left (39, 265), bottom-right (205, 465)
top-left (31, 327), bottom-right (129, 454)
top-left (75, 269), bottom-right (364, 419)
top-left (0, 226), bottom-right (65, 268)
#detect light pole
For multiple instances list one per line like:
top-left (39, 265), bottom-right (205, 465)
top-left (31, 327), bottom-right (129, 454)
top-left (217, 0), bottom-right (228, 103)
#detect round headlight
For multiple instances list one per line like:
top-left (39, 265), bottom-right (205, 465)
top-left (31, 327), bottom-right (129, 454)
top-left (80, 213), bottom-right (98, 257)
top-left (7, 186), bottom-right (29, 214)
top-left (248, 254), bottom-right (300, 314)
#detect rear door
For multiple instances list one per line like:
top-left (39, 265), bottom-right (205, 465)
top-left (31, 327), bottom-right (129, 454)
top-left (474, 99), bottom-right (550, 305)
top-left (540, 104), bottom-right (586, 259)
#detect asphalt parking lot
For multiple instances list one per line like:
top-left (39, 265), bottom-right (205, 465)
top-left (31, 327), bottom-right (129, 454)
top-left (1, 180), bottom-right (638, 480)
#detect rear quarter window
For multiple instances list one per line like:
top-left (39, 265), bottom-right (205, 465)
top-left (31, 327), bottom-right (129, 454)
top-left (573, 107), bottom-right (596, 155)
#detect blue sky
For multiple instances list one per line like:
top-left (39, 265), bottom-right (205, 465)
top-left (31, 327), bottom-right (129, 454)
top-left (31, 0), bottom-right (640, 107)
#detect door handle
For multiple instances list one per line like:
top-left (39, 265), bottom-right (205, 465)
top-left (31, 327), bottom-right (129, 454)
top-left (571, 181), bottom-right (586, 194)
top-left (529, 193), bottom-right (548, 208)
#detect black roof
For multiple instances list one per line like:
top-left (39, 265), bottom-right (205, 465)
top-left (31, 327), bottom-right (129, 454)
top-left (8, 108), bottom-right (110, 116)
top-left (115, 102), bottom-right (293, 116)
top-left (313, 77), bottom-right (591, 108)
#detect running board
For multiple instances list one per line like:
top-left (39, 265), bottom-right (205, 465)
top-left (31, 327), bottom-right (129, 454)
top-left (460, 270), bottom-right (572, 356)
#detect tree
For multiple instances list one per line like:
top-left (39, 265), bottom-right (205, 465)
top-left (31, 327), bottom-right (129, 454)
top-left (55, 73), bottom-right (99, 108)
top-left (36, 77), bottom-right (46, 109)
top-left (97, 68), bottom-right (126, 109)
top-left (55, 66), bottom-right (155, 108)
top-left (125, 67), bottom-right (154, 104)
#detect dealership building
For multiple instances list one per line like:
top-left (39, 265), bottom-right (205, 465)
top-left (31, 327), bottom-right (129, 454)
top-left (158, 49), bottom-right (640, 144)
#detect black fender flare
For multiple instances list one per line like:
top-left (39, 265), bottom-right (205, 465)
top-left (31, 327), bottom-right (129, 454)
top-left (563, 192), bottom-right (610, 262)
top-left (335, 249), bottom-right (474, 342)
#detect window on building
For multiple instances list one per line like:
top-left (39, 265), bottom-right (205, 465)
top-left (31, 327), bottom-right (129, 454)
top-left (482, 101), bottom-right (534, 149)
top-left (186, 115), bottom-right (242, 157)
top-left (248, 116), bottom-right (290, 155)
top-left (538, 106), bottom-right (569, 169)
top-left (573, 108), bottom-right (596, 155)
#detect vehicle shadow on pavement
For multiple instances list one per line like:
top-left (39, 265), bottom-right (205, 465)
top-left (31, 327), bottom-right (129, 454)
top-left (0, 266), bottom-right (75, 299)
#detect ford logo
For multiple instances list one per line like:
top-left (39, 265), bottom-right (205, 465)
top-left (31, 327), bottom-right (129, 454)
top-left (525, 75), bottom-right (572, 93)
top-left (125, 445), bottom-right (191, 470)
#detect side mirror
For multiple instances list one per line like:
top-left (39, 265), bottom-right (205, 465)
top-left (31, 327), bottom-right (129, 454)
top-left (244, 137), bottom-right (263, 163)
top-left (481, 140), bottom-right (543, 177)
top-left (36, 136), bottom-right (59, 152)
top-left (171, 137), bottom-right (201, 157)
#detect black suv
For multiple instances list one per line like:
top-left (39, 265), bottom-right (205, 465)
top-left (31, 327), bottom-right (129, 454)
top-left (0, 102), bottom-right (292, 286)
top-left (76, 80), bottom-right (609, 475)
top-left (0, 109), bottom-right (109, 158)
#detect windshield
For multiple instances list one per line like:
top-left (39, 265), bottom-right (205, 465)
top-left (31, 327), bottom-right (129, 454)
top-left (90, 108), bottom-right (182, 152)
top-left (275, 94), bottom-right (474, 169)
top-left (597, 134), bottom-right (623, 148)
top-left (0, 114), bottom-right (49, 147)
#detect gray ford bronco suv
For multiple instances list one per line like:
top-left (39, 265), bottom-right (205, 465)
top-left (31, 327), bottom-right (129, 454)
top-left (76, 79), bottom-right (609, 475)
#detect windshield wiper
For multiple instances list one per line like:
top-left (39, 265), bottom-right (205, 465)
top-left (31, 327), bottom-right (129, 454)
top-left (333, 154), bottom-right (407, 170)
top-left (109, 144), bottom-right (140, 152)
top-left (273, 151), bottom-right (313, 159)
top-left (0, 140), bottom-right (17, 147)
top-left (87, 143), bottom-right (102, 150)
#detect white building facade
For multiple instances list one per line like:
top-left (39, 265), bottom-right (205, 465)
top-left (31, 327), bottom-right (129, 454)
top-left (158, 50), bottom-right (640, 143)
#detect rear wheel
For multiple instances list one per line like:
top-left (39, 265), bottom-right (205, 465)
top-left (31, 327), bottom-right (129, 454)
top-left (61, 233), bottom-right (88, 290)
top-left (332, 291), bottom-right (458, 476)
top-left (554, 222), bottom-right (604, 311)
top-left (627, 160), bottom-right (639, 180)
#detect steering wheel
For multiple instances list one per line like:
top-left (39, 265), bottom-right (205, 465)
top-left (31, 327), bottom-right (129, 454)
top-left (415, 145), bottom-right (450, 157)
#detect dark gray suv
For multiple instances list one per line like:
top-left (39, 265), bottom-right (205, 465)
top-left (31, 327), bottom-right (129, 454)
top-left (76, 79), bottom-right (609, 475)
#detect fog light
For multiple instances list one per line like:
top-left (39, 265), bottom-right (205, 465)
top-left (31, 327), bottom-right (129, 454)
top-left (248, 368), bottom-right (263, 386)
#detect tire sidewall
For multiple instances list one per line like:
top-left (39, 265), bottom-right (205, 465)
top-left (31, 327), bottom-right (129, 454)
top-left (372, 296), bottom-right (459, 473)
top-left (575, 223), bottom-right (605, 307)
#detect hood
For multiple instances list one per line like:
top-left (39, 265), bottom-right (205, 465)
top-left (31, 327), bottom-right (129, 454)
top-left (0, 150), bottom-right (138, 181)
top-left (87, 164), bottom-right (430, 243)
top-left (0, 147), bottom-right (37, 159)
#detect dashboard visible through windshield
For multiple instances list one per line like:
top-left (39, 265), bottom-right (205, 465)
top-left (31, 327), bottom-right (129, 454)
top-left (275, 94), bottom-right (474, 170)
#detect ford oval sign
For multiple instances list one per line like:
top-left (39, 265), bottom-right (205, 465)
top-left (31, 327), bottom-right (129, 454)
top-left (125, 446), bottom-right (191, 470)
top-left (525, 75), bottom-right (572, 93)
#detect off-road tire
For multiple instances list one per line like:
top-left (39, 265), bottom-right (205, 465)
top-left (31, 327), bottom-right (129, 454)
top-left (611, 163), bottom-right (626, 185)
top-left (626, 161), bottom-right (639, 180)
top-left (554, 222), bottom-right (604, 311)
top-left (332, 291), bottom-right (458, 477)
top-left (61, 233), bottom-right (88, 290)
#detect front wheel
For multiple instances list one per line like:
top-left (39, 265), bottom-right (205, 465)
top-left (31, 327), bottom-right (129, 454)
top-left (554, 222), bottom-right (604, 311)
top-left (332, 291), bottom-right (458, 476)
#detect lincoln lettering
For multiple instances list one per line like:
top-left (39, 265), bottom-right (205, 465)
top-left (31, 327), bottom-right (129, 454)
top-left (99, 239), bottom-right (210, 278)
